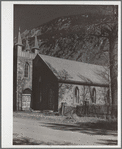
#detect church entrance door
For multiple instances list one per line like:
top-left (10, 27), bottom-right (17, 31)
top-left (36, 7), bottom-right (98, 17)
top-left (22, 94), bottom-right (31, 110)
top-left (22, 88), bottom-right (32, 111)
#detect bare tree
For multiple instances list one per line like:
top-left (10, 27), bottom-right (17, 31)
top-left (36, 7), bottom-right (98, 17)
top-left (83, 6), bottom-right (118, 109)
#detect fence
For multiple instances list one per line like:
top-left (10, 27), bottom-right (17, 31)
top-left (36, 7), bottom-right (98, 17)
top-left (62, 104), bottom-right (117, 118)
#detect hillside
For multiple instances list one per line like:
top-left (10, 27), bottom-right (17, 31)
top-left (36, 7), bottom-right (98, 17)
top-left (15, 13), bottom-right (110, 65)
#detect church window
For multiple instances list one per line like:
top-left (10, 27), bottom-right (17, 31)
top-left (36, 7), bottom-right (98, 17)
top-left (106, 89), bottom-right (110, 104)
top-left (24, 62), bottom-right (29, 78)
top-left (92, 88), bottom-right (96, 103)
top-left (75, 86), bottom-right (79, 103)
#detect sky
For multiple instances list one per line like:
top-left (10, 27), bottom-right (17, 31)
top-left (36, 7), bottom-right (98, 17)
top-left (14, 5), bottom-right (103, 37)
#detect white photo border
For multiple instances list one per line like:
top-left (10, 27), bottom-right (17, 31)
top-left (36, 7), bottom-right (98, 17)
top-left (1, 1), bottom-right (121, 148)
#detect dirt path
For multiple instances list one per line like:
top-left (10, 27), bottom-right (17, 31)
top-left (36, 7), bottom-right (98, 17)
top-left (13, 114), bottom-right (117, 146)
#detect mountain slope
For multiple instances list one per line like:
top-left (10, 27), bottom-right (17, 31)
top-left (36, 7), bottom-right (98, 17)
top-left (16, 13), bottom-right (110, 65)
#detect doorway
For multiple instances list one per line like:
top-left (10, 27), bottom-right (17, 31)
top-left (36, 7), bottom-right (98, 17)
top-left (22, 88), bottom-right (32, 110)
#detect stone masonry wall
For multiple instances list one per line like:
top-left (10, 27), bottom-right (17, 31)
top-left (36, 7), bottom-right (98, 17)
top-left (58, 83), bottom-right (108, 110)
top-left (17, 56), bottom-right (33, 110)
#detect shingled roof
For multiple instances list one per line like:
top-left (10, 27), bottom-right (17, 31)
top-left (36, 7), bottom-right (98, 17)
top-left (38, 54), bottom-right (109, 87)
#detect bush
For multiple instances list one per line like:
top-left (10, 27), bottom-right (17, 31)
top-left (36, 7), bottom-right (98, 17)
top-left (76, 104), bottom-right (117, 118)
top-left (61, 104), bottom-right (117, 119)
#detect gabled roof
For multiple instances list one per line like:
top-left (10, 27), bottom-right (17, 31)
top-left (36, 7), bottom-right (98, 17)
top-left (37, 54), bottom-right (109, 87)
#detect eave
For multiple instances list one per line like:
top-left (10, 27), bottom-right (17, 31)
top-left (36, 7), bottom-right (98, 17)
top-left (58, 79), bottom-right (109, 87)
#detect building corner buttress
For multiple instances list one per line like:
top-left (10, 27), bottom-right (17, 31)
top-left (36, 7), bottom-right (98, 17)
top-left (14, 28), bottom-right (23, 111)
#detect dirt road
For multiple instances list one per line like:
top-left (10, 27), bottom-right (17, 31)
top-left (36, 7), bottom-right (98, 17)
top-left (13, 114), bottom-right (117, 146)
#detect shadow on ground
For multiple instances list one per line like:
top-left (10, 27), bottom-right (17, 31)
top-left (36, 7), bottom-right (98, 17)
top-left (13, 135), bottom-right (74, 145)
top-left (13, 137), bottom-right (40, 145)
top-left (95, 139), bottom-right (117, 145)
top-left (40, 120), bottom-right (117, 137)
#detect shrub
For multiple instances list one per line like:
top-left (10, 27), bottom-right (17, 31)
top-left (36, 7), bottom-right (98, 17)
top-left (73, 104), bottom-right (117, 118)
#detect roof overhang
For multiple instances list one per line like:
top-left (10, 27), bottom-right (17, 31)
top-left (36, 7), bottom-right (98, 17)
top-left (37, 54), bottom-right (109, 88)
top-left (58, 79), bottom-right (109, 87)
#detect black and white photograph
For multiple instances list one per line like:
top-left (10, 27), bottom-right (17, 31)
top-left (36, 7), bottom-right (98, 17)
top-left (2, 1), bottom-right (121, 148)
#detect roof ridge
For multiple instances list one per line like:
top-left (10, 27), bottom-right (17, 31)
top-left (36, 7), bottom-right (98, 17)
top-left (36, 53), bottom-right (109, 86)
top-left (38, 54), bottom-right (106, 68)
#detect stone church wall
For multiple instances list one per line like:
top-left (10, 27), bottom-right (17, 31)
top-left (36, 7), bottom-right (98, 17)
top-left (58, 83), bottom-right (108, 110)
top-left (16, 56), bottom-right (33, 110)
top-left (15, 50), bottom-right (109, 112)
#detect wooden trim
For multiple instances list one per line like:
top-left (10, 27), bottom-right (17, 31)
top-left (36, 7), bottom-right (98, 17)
top-left (58, 79), bottom-right (109, 87)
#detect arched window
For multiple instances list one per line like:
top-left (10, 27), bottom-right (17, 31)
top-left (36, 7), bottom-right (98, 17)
top-left (23, 88), bottom-right (32, 94)
top-left (24, 62), bottom-right (29, 78)
top-left (75, 86), bottom-right (79, 103)
top-left (92, 88), bottom-right (96, 103)
top-left (106, 89), bottom-right (110, 104)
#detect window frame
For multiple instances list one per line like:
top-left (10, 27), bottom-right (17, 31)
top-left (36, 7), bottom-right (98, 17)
top-left (24, 62), bottom-right (29, 78)
top-left (75, 86), bottom-right (79, 103)
top-left (92, 88), bottom-right (96, 103)
top-left (106, 89), bottom-right (110, 104)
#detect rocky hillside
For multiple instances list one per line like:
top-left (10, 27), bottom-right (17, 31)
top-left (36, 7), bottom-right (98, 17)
top-left (15, 13), bottom-right (110, 65)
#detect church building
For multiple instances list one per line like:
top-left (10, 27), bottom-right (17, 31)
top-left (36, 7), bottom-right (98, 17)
top-left (13, 28), bottom-right (39, 111)
top-left (13, 29), bottom-right (109, 112)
